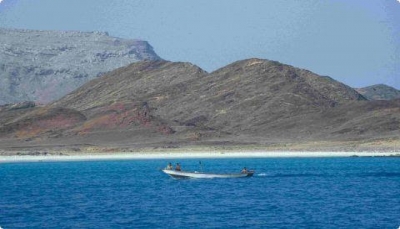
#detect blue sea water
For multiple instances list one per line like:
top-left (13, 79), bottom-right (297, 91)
top-left (1, 157), bottom-right (399, 228)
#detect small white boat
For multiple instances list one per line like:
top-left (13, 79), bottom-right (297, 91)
top-left (161, 169), bottom-right (254, 179)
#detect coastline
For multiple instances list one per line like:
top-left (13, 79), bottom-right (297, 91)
top-left (1, 150), bottom-right (399, 163)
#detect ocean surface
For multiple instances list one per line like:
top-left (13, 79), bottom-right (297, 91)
top-left (1, 157), bottom-right (399, 228)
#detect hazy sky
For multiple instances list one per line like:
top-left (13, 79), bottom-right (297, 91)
top-left (0, 0), bottom-right (399, 89)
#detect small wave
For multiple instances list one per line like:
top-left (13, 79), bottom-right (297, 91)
top-left (358, 172), bottom-right (400, 178)
top-left (256, 173), bottom-right (268, 177)
top-left (272, 173), bottom-right (325, 178)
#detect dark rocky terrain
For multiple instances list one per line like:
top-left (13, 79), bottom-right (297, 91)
top-left (356, 84), bottom-right (400, 101)
top-left (0, 28), bottom-right (160, 105)
top-left (0, 59), bottom-right (399, 152)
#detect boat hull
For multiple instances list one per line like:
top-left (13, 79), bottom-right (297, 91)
top-left (162, 169), bottom-right (254, 179)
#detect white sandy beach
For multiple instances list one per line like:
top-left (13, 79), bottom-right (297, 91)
top-left (0, 151), bottom-right (399, 163)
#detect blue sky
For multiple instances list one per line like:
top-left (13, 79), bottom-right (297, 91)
top-left (0, 0), bottom-right (399, 89)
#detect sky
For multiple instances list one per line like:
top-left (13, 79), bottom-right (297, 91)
top-left (0, 0), bottom-right (399, 89)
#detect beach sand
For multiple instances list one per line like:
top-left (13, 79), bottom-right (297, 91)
top-left (1, 150), bottom-right (399, 163)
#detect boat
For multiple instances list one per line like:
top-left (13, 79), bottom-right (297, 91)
top-left (161, 169), bottom-right (254, 179)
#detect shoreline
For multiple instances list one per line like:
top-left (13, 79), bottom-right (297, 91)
top-left (1, 151), bottom-right (399, 163)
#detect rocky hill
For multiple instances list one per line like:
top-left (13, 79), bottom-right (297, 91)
top-left (356, 84), bottom-right (400, 101)
top-left (1, 59), bottom-right (399, 152)
top-left (0, 28), bottom-right (160, 105)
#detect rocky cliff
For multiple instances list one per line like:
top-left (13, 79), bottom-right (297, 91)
top-left (0, 28), bottom-right (161, 105)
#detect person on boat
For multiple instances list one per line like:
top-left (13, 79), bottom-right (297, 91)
top-left (241, 167), bottom-right (248, 174)
top-left (175, 163), bottom-right (181, 171)
top-left (166, 162), bottom-right (173, 170)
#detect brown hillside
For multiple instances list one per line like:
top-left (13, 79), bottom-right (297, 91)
top-left (356, 84), bottom-right (400, 101)
top-left (0, 59), bottom-right (399, 151)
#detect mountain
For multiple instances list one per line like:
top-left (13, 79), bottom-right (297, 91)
top-left (50, 59), bottom-right (366, 139)
top-left (0, 28), bottom-right (161, 105)
top-left (356, 84), bottom-right (400, 101)
top-left (1, 59), bottom-right (399, 152)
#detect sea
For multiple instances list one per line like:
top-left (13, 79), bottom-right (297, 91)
top-left (1, 157), bottom-right (399, 228)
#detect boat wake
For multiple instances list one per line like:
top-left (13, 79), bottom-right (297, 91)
top-left (255, 172), bottom-right (327, 178)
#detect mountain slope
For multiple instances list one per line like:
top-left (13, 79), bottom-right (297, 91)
top-left (356, 84), bottom-right (400, 101)
top-left (0, 28), bottom-right (161, 105)
top-left (1, 59), bottom-right (399, 151)
top-left (52, 59), bottom-right (367, 137)
top-left (175, 59), bottom-right (365, 135)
